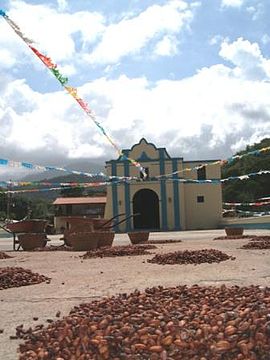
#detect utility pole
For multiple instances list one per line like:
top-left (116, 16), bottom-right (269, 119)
top-left (6, 180), bottom-right (12, 221)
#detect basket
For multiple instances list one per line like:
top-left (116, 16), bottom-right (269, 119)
top-left (128, 232), bottom-right (150, 244)
top-left (63, 217), bottom-right (94, 233)
top-left (6, 220), bottom-right (47, 233)
top-left (93, 219), bottom-right (113, 232)
top-left (97, 232), bottom-right (115, 248)
top-left (18, 233), bottom-right (47, 251)
top-left (68, 232), bottom-right (99, 251)
top-left (225, 227), bottom-right (244, 236)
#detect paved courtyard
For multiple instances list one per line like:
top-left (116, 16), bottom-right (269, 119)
top-left (0, 229), bottom-right (269, 359)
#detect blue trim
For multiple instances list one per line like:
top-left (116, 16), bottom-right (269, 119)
top-left (172, 159), bottom-right (181, 230)
top-left (123, 150), bottom-right (131, 232)
top-left (111, 161), bottom-right (117, 177)
top-left (112, 183), bottom-right (119, 232)
top-left (137, 151), bottom-right (154, 161)
top-left (124, 182), bottom-right (131, 231)
top-left (111, 161), bottom-right (119, 231)
top-left (159, 149), bottom-right (168, 230)
top-left (106, 138), bottom-right (173, 162)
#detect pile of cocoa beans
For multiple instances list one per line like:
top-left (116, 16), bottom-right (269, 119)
top-left (241, 240), bottom-right (270, 250)
top-left (82, 245), bottom-right (156, 259)
top-left (251, 236), bottom-right (270, 242)
top-left (18, 285), bottom-right (270, 359)
top-left (147, 249), bottom-right (235, 265)
top-left (213, 235), bottom-right (256, 240)
top-left (142, 239), bottom-right (182, 244)
top-left (0, 267), bottom-right (50, 290)
top-left (0, 251), bottom-right (12, 259)
top-left (33, 245), bottom-right (73, 252)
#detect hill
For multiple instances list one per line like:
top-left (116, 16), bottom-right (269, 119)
top-left (222, 138), bottom-right (270, 203)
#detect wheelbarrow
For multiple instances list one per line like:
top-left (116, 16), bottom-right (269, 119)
top-left (64, 213), bottom-right (140, 249)
top-left (94, 213), bottom-right (140, 231)
top-left (0, 220), bottom-right (48, 250)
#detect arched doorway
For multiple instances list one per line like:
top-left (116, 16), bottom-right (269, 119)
top-left (133, 189), bottom-right (160, 230)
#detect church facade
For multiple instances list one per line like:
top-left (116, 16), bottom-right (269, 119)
top-left (105, 138), bottom-right (222, 232)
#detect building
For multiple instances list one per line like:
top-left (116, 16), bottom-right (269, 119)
top-left (53, 196), bottom-right (106, 232)
top-left (105, 138), bottom-right (222, 232)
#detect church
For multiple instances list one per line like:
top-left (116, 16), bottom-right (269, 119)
top-left (105, 138), bottom-right (222, 232)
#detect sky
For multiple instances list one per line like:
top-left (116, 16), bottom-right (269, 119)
top-left (0, 0), bottom-right (270, 178)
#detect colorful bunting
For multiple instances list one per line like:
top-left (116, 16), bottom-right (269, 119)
top-left (0, 10), bottom-right (147, 178)
top-left (155, 146), bottom-right (270, 180)
top-left (223, 200), bottom-right (270, 207)
top-left (0, 157), bottom-right (141, 181)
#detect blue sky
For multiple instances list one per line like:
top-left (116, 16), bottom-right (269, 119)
top-left (0, 0), bottom-right (270, 177)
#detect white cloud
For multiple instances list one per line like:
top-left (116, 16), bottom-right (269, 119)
top-left (219, 37), bottom-right (270, 80)
top-left (154, 35), bottom-right (179, 56)
top-left (86, 0), bottom-right (195, 64)
top-left (0, 0), bottom-right (197, 75)
top-left (1, 1), bottom-right (270, 167)
top-left (1, 40), bottom-right (270, 165)
top-left (0, 49), bottom-right (17, 68)
top-left (221, 0), bottom-right (246, 8)
top-left (209, 35), bottom-right (225, 46)
top-left (57, 0), bottom-right (68, 11)
top-left (0, 0), bottom-right (105, 71)
top-left (261, 34), bottom-right (270, 45)
top-left (246, 4), bottom-right (264, 20)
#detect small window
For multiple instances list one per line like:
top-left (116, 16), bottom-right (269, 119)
top-left (140, 167), bottom-right (149, 180)
top-left (197, 196), bottom-right (204, 203)
top-left (197, 165), bottom-right (206, 180)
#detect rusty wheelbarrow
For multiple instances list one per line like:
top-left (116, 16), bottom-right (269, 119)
top-left (0, 220), bottom-right (48, 251)
top-left (64, 213), bottom-right (140, 250)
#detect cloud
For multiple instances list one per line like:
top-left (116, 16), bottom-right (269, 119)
top-left (209, 35), bottom-right (225, 46)
top-left (86, 0), bottom-right (196, 64)
top-left (261, 34), bottom-right (270, 45)
top-left (219, 37), bottom-right (270, 80)
top-left (0, 49), bottom-right (17, 69)
top-left (1, 2), bottom-right (270, 173)
top-left (57, 0), bottom-right (68, 12)
top-left (153, 35), bottom-right (179, 56)
top-left (1, 0), bottom-right (105, 72)
top-left (1, 37), bottom-right (270, 169)
top-left (246, 4), bottom-right (264, 20)
top-left (221, 0), bottom-right (246, 8)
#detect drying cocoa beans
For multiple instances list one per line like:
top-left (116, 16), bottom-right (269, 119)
top-left (82, 245), bottom-right (156, 259)
top-left (0, 267), bottom-right (51, 290)
top-left (0, 251), bottom-right (12, 259)
top-left (142, 239), bottom-right (182, 244)
top-left (147, 249), bottom-right (235, 265)
top-left (18, 285), bottom-right (270, 359)
top-left (241, 239), bottom-right (270, 250)
top-left (214, 235), bottom-right (256, 240)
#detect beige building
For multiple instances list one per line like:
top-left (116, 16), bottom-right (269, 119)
top-left (53, 197), bottom-right (106, 232)
top-left (105, 138), bottom-right (222, 232)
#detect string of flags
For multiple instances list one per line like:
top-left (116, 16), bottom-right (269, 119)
top-left (0, 9), bottom-right (146, 179)
top-left (222, 209), bottom-right (270, 216)
top-left (1, 182), bottom-right (111, 194)
top-left (0, 158), bottom-right (140, 181)
top-left (1, 168), bottom-right (269, 195)
top-left (155, 145), bottom-right (270, 180)
top-left (223, 200), bottom-right (270, 207)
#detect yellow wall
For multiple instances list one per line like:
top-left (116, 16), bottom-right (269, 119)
top-left (105, 138), bottom-right (222, 232)
top-left (184, 183), bottom-right (222, 229)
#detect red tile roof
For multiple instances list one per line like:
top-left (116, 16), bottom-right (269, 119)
top-left (53, 197), bottom-right (106, 205)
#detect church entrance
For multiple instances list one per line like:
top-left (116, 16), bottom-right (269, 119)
top-left (133, 189), bottom-right (160, 230)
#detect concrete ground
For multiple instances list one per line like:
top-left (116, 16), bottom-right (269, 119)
top-left (0, 229), bottom-right (269, 359)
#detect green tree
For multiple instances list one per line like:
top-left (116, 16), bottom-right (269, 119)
top-left (222, 138), bottom-right (270, 211)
